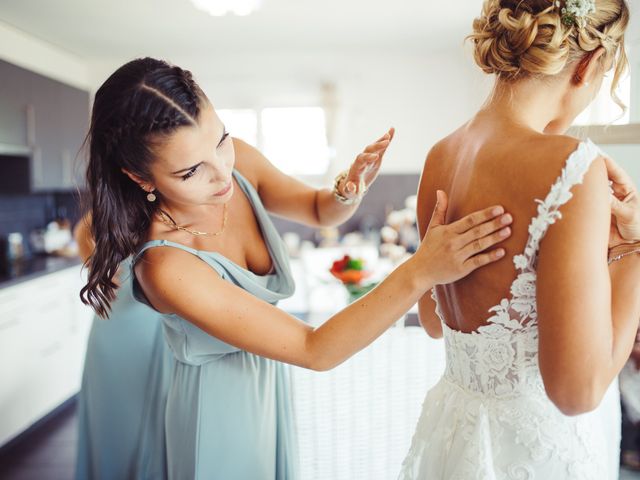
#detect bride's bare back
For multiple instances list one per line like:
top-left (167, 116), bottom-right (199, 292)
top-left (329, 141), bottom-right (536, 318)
top-left (417, 112), bottom-right (599, 335)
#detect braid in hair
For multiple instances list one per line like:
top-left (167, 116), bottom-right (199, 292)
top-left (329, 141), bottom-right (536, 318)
top-left (80, 57), bottom-right (208, 317)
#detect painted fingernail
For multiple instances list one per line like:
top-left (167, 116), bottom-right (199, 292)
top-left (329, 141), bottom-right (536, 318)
top-left (496, 249), bottom-right (505, 258)
top-left (501, 214), bottom-right (512, 225)
top-left (500, 227), bottom-right (511, 237)
top-left (492, 207), bottom-right (504, 216)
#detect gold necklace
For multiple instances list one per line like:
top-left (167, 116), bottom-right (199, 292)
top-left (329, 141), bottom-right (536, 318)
top-left (156, 205), bottom-right (228, 237)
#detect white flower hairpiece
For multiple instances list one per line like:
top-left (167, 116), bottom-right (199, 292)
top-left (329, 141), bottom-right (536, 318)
top-left (555, 0), bottom-right (596, 28)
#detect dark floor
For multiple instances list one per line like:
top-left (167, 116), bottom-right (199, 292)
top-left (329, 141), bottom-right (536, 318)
top-left (0, 400), bottom-right (77, 480)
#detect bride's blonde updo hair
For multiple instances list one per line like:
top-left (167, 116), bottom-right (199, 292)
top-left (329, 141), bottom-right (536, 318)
top-left (469, 0), bottom-right (629, 101)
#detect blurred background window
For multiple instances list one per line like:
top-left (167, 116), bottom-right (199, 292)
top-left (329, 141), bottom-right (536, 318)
top-left (218, 106), bottom-right (330, 176)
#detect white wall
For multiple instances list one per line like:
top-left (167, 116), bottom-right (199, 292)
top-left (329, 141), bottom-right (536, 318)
top-left (601, 144), bottom-right (640, 188)
top-left (0, 20), bottom-right (90, 90)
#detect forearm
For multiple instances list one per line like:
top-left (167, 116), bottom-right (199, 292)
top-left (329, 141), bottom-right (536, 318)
top-left (306, 259), bottom-right (429, 370)
top-left (418, 297), bottom-right (443, 339)
top-left (553, 257), bottom-right (640, 412)
top-left (314, 188), bottom-right (359, 227)
top-left (605, 255), bottom-right (640, 382)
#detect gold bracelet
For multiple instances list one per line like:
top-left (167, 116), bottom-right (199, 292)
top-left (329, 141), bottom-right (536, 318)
top-left (333, 170), bottom-right (367, 206)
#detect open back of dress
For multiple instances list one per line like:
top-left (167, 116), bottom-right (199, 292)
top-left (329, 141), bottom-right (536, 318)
top-left (399, 140), bottom-right (621, 480)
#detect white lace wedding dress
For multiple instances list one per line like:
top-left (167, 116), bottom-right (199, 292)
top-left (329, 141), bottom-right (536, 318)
top-left (399, 140), bottom-right (621, 480)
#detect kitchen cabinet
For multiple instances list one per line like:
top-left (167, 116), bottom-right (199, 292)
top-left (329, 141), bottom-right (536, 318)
top-left (0, 61), bottom-right (29, 146)
top-left (0, 265), bottom-right (93, 447)
top-left (0, 59), bottom-right (90, 192)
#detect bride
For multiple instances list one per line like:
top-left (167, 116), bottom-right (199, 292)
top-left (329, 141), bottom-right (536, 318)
top-left (400, 0), bottom-right (639, 478)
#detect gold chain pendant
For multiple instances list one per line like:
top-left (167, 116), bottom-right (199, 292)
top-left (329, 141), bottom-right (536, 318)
top-left (156, 205), bottom-right (228, 237)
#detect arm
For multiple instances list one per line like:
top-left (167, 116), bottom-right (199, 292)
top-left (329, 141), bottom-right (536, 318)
top-left (232, 131), bottom-right (392, 228)
top-left (415, 158), bottom-right (444, 339)
top-left (136, 199), bottom-right (511, 371)
top-left (536, 157), bottom-right (640, 415)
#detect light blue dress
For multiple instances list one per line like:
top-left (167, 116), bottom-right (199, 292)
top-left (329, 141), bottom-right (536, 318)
top-left (132, 170), bottom-right (299, 480)
top-left (75, 260), bottom-right (172, 480)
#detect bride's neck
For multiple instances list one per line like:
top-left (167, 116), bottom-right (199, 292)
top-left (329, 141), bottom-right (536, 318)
top-left (482, 78), bottom-right (565, 134)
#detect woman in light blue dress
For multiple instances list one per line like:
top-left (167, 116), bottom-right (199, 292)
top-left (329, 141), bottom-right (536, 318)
top-left (131, 170), bottom-right (298, 478)
top-left (74, 219), bottom-right (172, 480)
top-left (80, 57), bottom-right (514, 479)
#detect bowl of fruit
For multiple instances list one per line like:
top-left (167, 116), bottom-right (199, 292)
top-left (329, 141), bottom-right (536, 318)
top-left (329, 255), bottom-right (377, 301)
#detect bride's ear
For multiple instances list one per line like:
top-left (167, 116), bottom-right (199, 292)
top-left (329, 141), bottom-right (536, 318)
top-left (571, 47), bottom-right (607, 88)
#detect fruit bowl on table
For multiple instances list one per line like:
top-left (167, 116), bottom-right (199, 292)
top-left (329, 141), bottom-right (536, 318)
top-left (329, 254), bottom-right (378, 301)
top-left (329, 268), bottom-right (372, 285)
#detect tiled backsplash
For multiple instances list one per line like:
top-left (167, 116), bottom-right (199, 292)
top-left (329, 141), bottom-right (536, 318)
top-left (0, 192), bottom-right (82, 257)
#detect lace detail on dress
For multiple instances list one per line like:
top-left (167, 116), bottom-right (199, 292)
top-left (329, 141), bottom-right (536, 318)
top-left (401, 141), bottom-right (614, 480)
top-left (485, 139), bottom-right (601, 334)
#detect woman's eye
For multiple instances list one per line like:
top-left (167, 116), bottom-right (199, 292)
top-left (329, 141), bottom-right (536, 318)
top-left (181, 165), bottom-right (199, 181)
top-left (218, 132), bottom-right (230, 148)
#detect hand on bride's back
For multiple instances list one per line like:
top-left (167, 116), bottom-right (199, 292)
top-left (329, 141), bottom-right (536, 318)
top-left (605, 156), bottom-right (640, 246)
top-left (415, 190), bottom-right (513, 285)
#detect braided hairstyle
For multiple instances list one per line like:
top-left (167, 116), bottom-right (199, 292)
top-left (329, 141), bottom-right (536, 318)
top-left (80, 57), bottom-right (206, 317)
top-left (469, 0), bottom-right (629, 106)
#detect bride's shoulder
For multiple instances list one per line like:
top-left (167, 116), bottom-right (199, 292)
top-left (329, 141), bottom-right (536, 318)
top-left (510, 133), bottom-right (604, 185)
top-left (522, 132), bottom-right (580, 160)
top-left (422, 130), bottom-right (465, 175)
top-left (523, 133), bottom-right (599, 164)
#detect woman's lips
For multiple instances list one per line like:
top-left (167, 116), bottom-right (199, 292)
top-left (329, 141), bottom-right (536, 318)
top-left (213, 182), bottom-right (232, 197)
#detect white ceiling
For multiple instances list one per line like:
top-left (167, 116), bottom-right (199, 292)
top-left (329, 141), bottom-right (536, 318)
top-left (0, 0), bottom-right (482, 60)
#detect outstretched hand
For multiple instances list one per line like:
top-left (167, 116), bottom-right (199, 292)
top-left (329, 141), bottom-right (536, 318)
top-left (338, 128), bottom-right (395, 202)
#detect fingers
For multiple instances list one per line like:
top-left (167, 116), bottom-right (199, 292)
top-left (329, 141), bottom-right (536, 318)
top-left (458, 213), bottom-right (512, 248)
top-left (611, 193), bottom-right (635, 222)
top-left (352, 152), bottom-right (379, 173)
top-left (460, 226), bottom-right (511, 260)
top-left (462, 248), bottom-right (507, 273)
top-left (346, 128), bottom-right (395, 194)
top-left (429, 190), bottom-right (448, 228)
top-left (604, 156), bottom-right (635, 197)
top-left (365, 128), bottom-right (394, 154)
top-left (345, 152), bottom-right (379, 196)
top-left (450, 205), bottom-right (506, 234)
top-left (364, 138), bottom-right (390, 154)
top-left (374, 127), bottom-right (395, 144)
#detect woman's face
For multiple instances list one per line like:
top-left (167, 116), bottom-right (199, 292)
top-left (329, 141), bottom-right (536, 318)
top-left (149, 101), bottom-right (235, 207)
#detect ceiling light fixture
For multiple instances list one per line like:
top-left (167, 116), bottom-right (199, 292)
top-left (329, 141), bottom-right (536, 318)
top-left (190, 0), bottom-right (263, 16)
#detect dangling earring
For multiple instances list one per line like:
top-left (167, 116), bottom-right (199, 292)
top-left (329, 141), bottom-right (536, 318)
top-left (146, 189), bottom-right (157, 202)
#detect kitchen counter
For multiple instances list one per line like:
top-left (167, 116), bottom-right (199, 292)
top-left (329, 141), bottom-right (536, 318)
top-left (0, 255), bottom-right (82, 289)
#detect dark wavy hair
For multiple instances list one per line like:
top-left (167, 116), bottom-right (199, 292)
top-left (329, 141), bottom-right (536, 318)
top-left (80, 57), bottom-right (206, 317)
